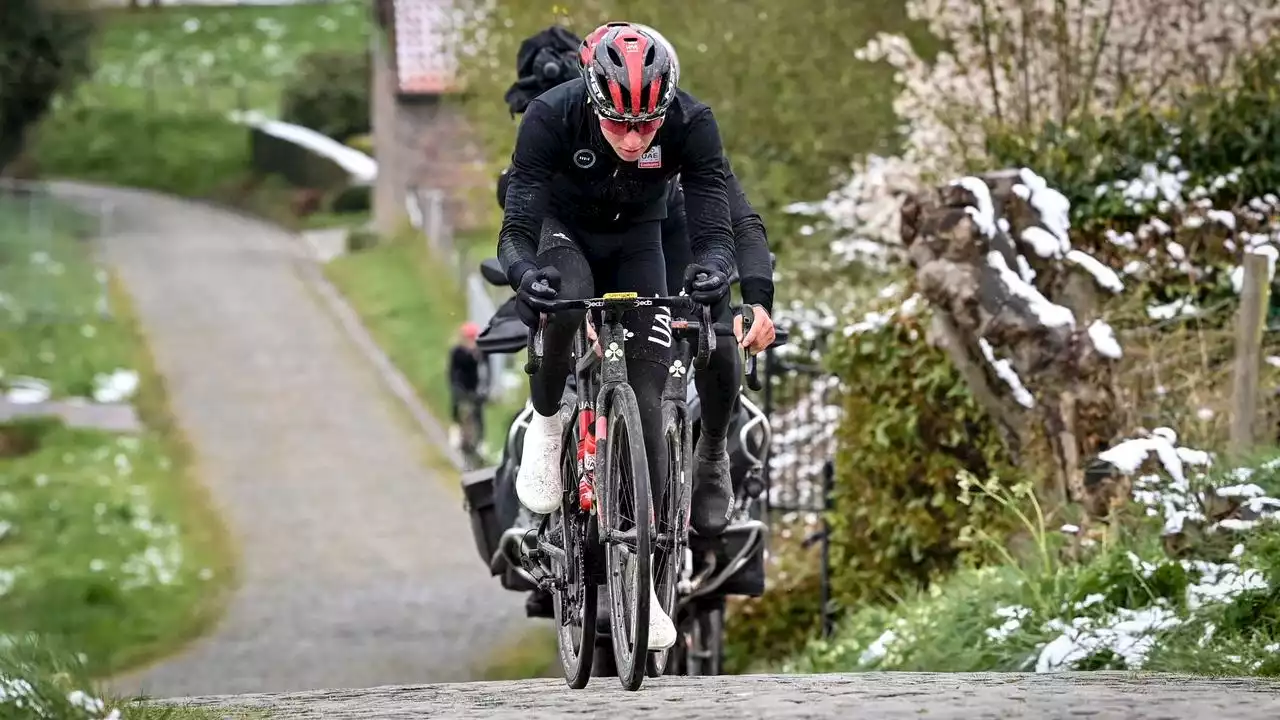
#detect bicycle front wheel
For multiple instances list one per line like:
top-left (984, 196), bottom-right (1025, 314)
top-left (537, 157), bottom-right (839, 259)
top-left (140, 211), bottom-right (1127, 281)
top-left (600, 384), bottom-right (653, 691)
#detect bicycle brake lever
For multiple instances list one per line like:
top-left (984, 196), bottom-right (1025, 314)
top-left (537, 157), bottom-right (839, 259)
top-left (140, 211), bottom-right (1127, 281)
top-left (523, 316), bottom-right (546, 376)
top-left (740, 307), bottom-right (763, 391)
top-left (692, 303), bottom-right (713, 370)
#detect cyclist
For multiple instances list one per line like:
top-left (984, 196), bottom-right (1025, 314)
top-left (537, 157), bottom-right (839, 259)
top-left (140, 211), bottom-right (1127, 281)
top-left (495, 23), bottom-right (777, 539)
top-left (448, 321), bottom-right (489, 452)
top-left (499, 22), bottom-right (736, 651)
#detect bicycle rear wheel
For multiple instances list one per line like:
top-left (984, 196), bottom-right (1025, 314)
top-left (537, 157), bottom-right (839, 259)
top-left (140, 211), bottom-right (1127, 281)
top-left (686, 602), bottom-right (724, 676)
top-left (551, 417), bottom-right (596, 688)
top-left (647, 402), bottom-right (687, 677)
top-left (601, 384), bottom-right (653, 691)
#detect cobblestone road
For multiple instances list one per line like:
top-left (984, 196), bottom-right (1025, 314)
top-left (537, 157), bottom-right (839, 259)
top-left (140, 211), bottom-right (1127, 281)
top-left (163, 672), bottom-right (1280, 719)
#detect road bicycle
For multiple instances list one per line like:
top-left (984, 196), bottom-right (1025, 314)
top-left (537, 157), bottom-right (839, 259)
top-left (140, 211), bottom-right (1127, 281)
top-left (506, 289), bottom-right (714, 691)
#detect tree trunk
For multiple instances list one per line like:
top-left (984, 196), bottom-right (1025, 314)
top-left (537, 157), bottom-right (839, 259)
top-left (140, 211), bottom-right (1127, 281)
top-left (900, 169), bottom-right (1125, 518)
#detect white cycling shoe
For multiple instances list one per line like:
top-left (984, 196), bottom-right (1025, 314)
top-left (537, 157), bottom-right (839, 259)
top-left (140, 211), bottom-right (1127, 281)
top-left (516, 410), bottom-right (565, 515)
top-left (630, 564), bottom-right (677, 650)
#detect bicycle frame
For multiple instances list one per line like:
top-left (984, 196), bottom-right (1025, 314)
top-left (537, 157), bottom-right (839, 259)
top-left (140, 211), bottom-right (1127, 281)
top-left (526, 293), bottom-right (713, 515)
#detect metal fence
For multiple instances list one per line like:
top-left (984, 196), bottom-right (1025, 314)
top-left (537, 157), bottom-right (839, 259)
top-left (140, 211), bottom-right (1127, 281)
top-left (756, 340), bottom-right (842, 637)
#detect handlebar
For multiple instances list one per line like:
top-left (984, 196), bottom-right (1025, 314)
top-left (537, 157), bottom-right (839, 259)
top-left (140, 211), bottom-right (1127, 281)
top-left (669, 307), bottom-right (789, 392)
top-left (523, 291), bottom-right (715, 376)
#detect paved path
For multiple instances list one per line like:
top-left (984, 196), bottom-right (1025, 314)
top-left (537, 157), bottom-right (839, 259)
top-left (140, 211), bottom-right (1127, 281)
top-left (50, 183), bottom-right (524, 697)
top-left (159, 672), bottom-right (1280, 718)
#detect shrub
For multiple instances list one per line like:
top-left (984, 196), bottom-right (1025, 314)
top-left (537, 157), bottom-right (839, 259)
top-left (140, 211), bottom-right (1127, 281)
top-left (987, 39), bottom-right (1280, 230)
top-left (248, 126), bottom-right (350, 193)
top-left (345, 133), bottom-right (373, 155)
top-left (0, 0), bottom-right (96, 172)
top-left (281, 50), bottom-right (371, 143)
top-left (330, 184), bottom-right (371, 214)
top-left (723, 523), bottom-right (825, 672)
top-left (826, 296), bottom-right (1019, 612)
top-left (32, 107), bottom-right (248, 198)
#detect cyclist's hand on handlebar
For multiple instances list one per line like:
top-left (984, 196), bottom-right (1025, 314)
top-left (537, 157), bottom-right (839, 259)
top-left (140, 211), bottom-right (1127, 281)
top-left (734, 304), bottom-right (776, 355)
top-left (682, 263), bottom-right (730, 305)
top-left (515, 266), bottom-right (561, 327)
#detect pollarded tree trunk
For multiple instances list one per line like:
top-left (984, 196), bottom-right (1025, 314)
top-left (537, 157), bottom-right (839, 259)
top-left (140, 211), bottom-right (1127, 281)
top-left (900, 169), bottom-right (1127, 517)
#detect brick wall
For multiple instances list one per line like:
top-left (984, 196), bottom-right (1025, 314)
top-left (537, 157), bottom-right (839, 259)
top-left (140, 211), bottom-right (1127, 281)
top-left (370, 2), bottom-right (491, 240)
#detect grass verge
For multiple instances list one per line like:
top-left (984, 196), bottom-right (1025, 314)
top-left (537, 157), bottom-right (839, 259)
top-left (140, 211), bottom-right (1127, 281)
top-left (0, 636), bottom-right (264, 719)
top-left (0, 195), bottom-right (234, 677)
top-left (323, 229), bottom-right (525, 463)
top-left (32, 1), bottom-right (367, 203)
top-left (474, 625), bottom-right (557, 681)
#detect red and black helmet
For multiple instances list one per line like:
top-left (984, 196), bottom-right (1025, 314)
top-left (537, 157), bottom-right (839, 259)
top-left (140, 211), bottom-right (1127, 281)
top-left (579, 23), bottom-right (677, 122)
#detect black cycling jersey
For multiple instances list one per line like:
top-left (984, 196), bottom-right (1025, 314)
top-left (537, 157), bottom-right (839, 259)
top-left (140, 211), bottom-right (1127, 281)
top-left (498, 77), bottom-right (735, 289)
top-left (666, 158), bottom-right (774, 313)
top-left (497, 156), bottom-right (775, 312)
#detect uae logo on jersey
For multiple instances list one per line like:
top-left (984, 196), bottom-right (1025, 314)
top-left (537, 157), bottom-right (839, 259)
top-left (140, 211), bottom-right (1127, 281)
top-left (638, 145), bottom-right (662, 169)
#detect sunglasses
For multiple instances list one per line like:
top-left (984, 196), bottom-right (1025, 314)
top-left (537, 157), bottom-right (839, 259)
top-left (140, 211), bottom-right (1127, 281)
top-left (598, 115), bottom-right (664, 136)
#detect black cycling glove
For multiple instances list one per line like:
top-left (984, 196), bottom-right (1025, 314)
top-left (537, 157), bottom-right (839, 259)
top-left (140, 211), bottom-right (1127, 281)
top-left (515, 266), bottom-right (561, 327)
top-left (682, 263), bottom-right (730, 305)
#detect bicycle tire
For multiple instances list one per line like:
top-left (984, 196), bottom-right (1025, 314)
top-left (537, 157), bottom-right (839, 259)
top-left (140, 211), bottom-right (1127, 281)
top-left (551, 413), bottom-right (597, 689)
top-left (600, 383), bottom-right (652, 691)
top-left (687, 603), bottom-right (724, 676)
top-left (646, 402), bottom-right (686, 677)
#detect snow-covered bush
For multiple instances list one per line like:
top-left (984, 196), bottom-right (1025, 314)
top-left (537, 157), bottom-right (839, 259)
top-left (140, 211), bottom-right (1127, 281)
top-left (784, 441), bottom-right (1280, 675)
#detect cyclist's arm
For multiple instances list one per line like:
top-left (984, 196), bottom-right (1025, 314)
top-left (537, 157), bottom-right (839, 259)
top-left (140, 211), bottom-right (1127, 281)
top-left (678, 108), bottom-right (735, 279)
top-left (496, 166), bottom-right (511, 211)
top-left (497, 99), bottom-right (563, 288)
top-left (725, 160), bottom-right (775, 314)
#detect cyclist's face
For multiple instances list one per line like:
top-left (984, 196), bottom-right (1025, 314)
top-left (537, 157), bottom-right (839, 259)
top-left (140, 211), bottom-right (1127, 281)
top-left (598, 115), bottom-right (663, 162)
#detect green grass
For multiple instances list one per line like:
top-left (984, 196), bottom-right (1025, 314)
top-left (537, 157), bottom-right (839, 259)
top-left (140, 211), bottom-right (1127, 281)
top-left (31, 2), bottom-right (368, 200)
top-left (325, 231), bottom-right (469, 419)
top-left (0, 637), bottom-right (265, 719)
top-left (324, 229), bottom-right (525, 462)
top-left (0, 195), bottom-right (129, 398)
top-left (0, 197), bottom-right (234, 677)
top-left (78, 2), bottom-right (368, 117)
top-left (475, 625), bottom-right (557, 681)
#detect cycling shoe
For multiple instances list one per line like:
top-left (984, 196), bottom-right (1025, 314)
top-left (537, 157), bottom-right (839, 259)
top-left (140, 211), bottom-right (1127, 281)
top-left (690, 436), bottom-right (732, 538)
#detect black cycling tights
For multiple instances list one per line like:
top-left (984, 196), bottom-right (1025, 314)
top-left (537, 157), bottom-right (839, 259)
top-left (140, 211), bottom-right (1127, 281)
top-left (529, 217), bottom-right (672, 510)
top-left (662, 209), bottom-right (740, 445)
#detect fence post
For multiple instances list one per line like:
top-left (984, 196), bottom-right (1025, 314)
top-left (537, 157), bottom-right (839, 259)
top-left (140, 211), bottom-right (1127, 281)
top-left (761, 349), bottom-right (775, 515)
top-left (1230, 251), bottom-right (1272, 456)
top-left (820, 457), bottom-right (835, 638)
